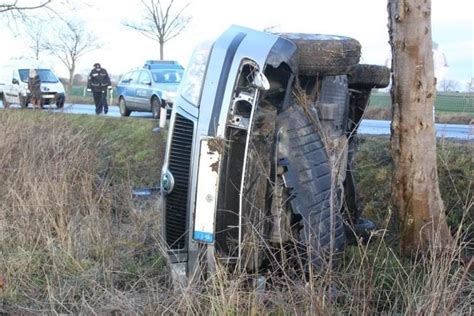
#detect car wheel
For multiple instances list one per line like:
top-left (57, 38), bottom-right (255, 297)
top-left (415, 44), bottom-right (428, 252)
top-left (348, 64), bottom-right (391, 89)
top-left (56, 96), bottom-right (65, 109)
top-left (151, 97), bottom-right (161, 119)
top-left (119, 97), bottom-right (131, 117)
top-left (19, 95), bottom-right (28, 108)
top-left (279, 33), bottom-right (361, 76)
top-left (276, 102), bottom-right (346, 271)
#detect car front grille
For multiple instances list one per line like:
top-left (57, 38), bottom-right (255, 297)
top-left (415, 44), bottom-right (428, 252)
top-left (165, 113), bottom-right (194, 250)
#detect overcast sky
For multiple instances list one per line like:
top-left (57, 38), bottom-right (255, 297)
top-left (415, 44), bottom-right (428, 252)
top-left (1, 0), bottom-right (472, 87)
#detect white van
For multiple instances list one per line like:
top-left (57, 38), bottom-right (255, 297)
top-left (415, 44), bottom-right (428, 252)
top-left (0, 61), bottom-right (66, 108)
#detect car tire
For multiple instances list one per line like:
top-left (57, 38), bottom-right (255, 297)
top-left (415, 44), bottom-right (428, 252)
top-left (348, 64), bottom-right (391, 89)
top-left (19, 95), bottom-right (28, 108)
top-left (119, 97), bottom-right (131, 117)
top-left (276, 103), bottom-right (346, 271)
top-left (279, 33), bottom-right (361, 76)
top-left (151, 97), bottom-right (161, 119)
top-left (56, 96), bottom-right (65, 109)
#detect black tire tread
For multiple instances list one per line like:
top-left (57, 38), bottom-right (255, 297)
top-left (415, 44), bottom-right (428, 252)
top-left (277, 103), bottom-right (346, 269)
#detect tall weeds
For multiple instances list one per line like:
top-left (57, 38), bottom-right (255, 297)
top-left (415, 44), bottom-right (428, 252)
top-left (0, 111), bottom-right (163, 313)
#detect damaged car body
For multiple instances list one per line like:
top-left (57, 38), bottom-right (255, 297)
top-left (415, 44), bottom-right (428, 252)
top-left (161, 25), bottom-right (390, 281)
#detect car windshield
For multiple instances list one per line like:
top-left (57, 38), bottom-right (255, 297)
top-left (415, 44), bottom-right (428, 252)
top-left (19, 69), bottom-right (59, 83)
top-left (151, 69), bottom-right (183, 84)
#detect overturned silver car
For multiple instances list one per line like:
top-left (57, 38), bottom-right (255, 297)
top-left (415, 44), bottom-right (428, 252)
top-left (160, 25), bottom-right (389, 281)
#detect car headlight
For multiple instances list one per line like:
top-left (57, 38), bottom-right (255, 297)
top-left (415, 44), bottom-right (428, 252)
top-left (162, 90), bottom-right (177, 102)
top-left (179, 40), bottom-right (213, 107)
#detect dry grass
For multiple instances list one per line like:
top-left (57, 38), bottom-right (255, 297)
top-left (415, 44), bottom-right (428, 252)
top-left (0, 110), bottom-right (472, 314)
top-left (0, 111), bottom-right (165, 313)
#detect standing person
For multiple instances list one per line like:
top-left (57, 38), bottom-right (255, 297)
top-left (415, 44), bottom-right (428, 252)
top-left (28, 69), bottom-right (42, 110)
top-left (87, 63), bottom-right (112, 115)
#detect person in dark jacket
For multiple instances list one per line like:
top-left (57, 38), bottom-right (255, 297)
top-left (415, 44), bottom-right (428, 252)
top-left (87, 63), bottom-right (112, 115)
top-left (28, 69), bottom-right (42, 110)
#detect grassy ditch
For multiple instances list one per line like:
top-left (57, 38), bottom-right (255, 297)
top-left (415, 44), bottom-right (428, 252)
top-left (0, 111), bottom-right (471, 314)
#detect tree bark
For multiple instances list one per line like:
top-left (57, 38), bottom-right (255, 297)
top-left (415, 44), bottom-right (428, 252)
top-left (388, 0), bottom-right (451, 256)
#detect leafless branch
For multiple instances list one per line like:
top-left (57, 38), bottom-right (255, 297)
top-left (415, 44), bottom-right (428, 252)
top-left (0, 0), bottom-right (52, 13)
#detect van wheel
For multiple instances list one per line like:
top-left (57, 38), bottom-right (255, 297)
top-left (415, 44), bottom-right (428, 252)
top-left (19, 95), bottom-right (28, 108)
top-left (151, 97), bottom-right (161, 119)
top-left (279, 33), bottom-right (361, 76)
top-left (56, 96), bottom-right (65, 109)
top-left (119, 97), bottom-right (131, 117)
top-left (276, 103), bottom-right (346, 272)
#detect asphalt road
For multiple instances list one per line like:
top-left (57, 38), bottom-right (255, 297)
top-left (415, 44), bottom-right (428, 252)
top-left (1, 101), bottom-right (473, 140)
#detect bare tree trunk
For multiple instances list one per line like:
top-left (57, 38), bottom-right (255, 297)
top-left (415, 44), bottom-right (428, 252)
top-left (388, 0), bottom-right (451, 256)
top-left (67, 64), bottom-right (75, 98)
top-left (159, 40), bottom-right (164, 60)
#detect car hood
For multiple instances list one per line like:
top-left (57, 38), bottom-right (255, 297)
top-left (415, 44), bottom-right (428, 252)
top-left (155, 83), bottom-right (179, 92)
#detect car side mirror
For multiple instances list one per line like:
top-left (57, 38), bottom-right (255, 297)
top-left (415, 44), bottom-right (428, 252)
top-left (252, 71), bottom-right (270, 90)
top-left (12, 78), bottom-right (19, 85)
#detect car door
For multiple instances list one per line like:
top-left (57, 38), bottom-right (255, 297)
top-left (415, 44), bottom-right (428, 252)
top-left (8, 69), bottom-right (21, 104)
top-left (135, 70), bottom-right (153, 111)
top-left (125, 70), bottom-right (141, 109)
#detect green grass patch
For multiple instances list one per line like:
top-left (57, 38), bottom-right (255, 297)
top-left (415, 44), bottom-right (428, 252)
top-left (370, 92), bottom-right (474, 114)
top-left (68, 114), bottom-right (166, 186)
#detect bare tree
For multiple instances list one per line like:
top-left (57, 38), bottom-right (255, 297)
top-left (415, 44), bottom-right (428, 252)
top-left (469, 78), bottom-right (474, 92)
top-left (22, 19), bottom-right (48, 60)
top-left (123, 0), bottom-right (192, 60)
top-left (44, 20), bottom-right (102, 96)
top-left (388, 0), bottom-right (451, 256)
top-left (438, 79), bottom-right (459, 92)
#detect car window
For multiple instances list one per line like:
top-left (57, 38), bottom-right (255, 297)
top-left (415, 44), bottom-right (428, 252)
top-left (120, 71), bottom-right (133, 84)
top-left (19, 69), bottom-right (59, 83)
top-left (129, 70), bottom-right (140, 84)
top-left (151, 69), bottom-right (183, 84)
top-left (138, 71), bottom-right (152, 85)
